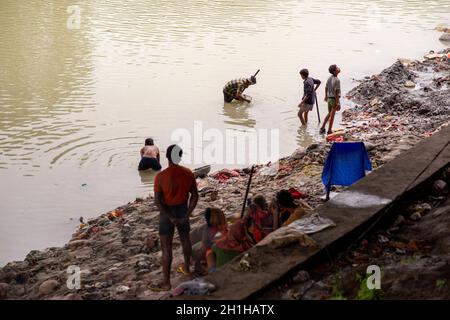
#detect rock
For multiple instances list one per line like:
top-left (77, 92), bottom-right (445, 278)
top-left (404, 81), bottom-right (415, 88)
top-left (39, 279), bottom-right (59, 295)
top-left (68, 239), bottom-right (90, 249)
top-left (293, 270), bottom-right (310, 284)
top-left (209, 191), bottom-right (219, 201)
top-left (0, 271), bottom-right (16, 284)
top-left (439, 33), bottom-right (450, 42)
top-left (432, 180), bottom-right (448, 196)
top-left (116, 285), bottom-right (130, 294)
top-left (290, 147), bottom-right (306, 160)
top-left (0, 283), bottom-right (9, 299)
top-left (144, 238), bottom-right (157, 252)
top-left (398, 58), bottom-right (413, 67)
top-left (410, 212), bottom-right (422, 221)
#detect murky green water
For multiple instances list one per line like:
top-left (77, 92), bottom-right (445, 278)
top-left (0, 0), bottom-right (449, 265)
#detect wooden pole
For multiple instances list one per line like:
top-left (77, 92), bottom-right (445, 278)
top-left (241, 165), bottom-right (255, 218)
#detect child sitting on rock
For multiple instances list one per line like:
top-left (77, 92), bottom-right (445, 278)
top-left (190, 208), bottom-right (227, 275)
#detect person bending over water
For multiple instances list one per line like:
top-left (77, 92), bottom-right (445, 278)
top-left (223, 76), bottom-right (257, 103)
top-left (138, 138), bottom-right (161, 171)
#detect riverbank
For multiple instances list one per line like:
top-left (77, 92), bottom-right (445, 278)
top-left (0, 48), bottom-right (449, 300)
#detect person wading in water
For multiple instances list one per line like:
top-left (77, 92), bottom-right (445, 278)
top-left (138, 138), bottom-right (161, 171)
top-left (223, 76), bottom-right (257, 103)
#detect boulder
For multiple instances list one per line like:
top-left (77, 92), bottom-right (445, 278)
top-left (39, 279), bottom-right (59, 295)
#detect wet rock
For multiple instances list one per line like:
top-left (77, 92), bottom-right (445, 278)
top-left (0, 283), bottom-right (9, 299)
top-left (439, 33), bottom-right (450, 42)
top-left (293, 270), bottom-right (310, 284)
top-left (39, 279), bottom-right (59, 295)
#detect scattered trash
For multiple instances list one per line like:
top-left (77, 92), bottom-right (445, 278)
top-left (171, 278), bottom-right (216, 296)
top-left (404, 81), bottom-right (415, 88)
top-left (79, 217), bottom-right (88, 229)
top-left (377, 234), bottom-right (389, 244)
top-left (239, 253), bottom-right (251, 271)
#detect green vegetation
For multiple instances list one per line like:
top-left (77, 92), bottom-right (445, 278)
top-left (436, 279), bottom-right (447, 289)
top-left (355, 272), bottom-right (384, 300)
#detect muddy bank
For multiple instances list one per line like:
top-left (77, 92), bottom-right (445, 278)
top-left (0, 48), bottom-right (449, 300)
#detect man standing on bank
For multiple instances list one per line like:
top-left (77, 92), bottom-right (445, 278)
top-left (320, 64), bottom-right (341, 135)
top-left (223, 75), bottom-right (257, 103)
top-left (298, 69), bottom-right (321, 125)
top-left (153, 144), bottom-right (199, 290)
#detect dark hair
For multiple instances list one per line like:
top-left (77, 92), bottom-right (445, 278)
top-left (145, 138), bottom-right (154, 146)
top-left (299, 69), bottom-right (309, 78)
top-left (166, 144), bottom-right (182, 164)
top-left (329, 64), bottom-right (338, 75)
top-left (252, 194), bottom-right (268, 210)
top-left (204, 207), bottom-right (226, 228)
top-left (276, 190), bottom-right (296, 208)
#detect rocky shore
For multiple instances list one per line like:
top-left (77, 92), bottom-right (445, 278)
top-left (0, 48), bottom-right (449, 300)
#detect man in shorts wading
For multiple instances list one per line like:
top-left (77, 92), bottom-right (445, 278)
top-left (298, 68), bottom-right (321, 125)
top-left (153, 144), bottom-right (199, 290)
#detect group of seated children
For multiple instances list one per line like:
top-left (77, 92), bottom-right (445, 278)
top-left (190, 189), bottom-right (312, 275)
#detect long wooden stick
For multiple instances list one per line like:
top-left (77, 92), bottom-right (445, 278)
top-left (315, 92), bottom-right (321, 123)
top-left (241, 165), bottom-right (255, 218)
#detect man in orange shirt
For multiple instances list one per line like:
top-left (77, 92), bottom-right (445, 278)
top-left (153, 144), bottom-right (199, 290)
